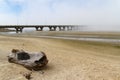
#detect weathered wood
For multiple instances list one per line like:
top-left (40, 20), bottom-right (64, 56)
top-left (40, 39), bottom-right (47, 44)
top-left (8, 49), bottom-right (48, 70)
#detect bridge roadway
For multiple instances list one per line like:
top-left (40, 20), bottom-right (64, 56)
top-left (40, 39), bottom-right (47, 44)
top-left (0, 25), bottom-right (76, 33)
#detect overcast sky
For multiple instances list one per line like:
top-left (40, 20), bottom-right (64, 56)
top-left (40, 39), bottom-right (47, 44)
top-left (0, 0), bottom-right (120, 26)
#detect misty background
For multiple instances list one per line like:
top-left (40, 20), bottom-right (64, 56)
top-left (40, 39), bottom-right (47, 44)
top-left (0, 0), bottom-right (120, 31)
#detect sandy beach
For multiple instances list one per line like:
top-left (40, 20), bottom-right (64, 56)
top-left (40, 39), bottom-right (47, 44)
top-left (0, 32), bottom-right (120, 80)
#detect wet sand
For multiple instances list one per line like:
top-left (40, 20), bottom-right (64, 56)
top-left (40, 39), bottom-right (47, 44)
top-left (0, 32), bottom-right (120, 80)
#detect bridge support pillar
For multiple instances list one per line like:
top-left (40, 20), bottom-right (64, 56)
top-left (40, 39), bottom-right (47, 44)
top-left (49, 26), bottom-right (57, 31)
top-left (53, 27), bottom-right (57, 31)
top-left (63, 27), bottom-right (65, 31)
top-left (49, 27), bottom-right (52, 31)
top-left (59, 26), bottom-right (65, 31)
top-left (35, 27), bottom-right (39, 31)
top-left (15, 27), bottom-right (24, 33)
top-left (36, 27), bottom-right (43, 31)
top-left (59, 27), bottom-right (61, 31)
top-left (39, 27), bottom-right (43, 31)
top-left (67, 26), bottom-right (72, 31)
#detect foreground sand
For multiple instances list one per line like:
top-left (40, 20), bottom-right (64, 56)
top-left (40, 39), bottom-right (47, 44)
top-left (0, 35), bottom-right (120, 80)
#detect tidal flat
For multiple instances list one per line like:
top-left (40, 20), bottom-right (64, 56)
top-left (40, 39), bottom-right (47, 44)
top-left (0, 31), bottom-right (120, 80)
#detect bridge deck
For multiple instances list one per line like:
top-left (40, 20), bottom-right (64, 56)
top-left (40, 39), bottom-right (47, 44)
top-left (0, 25), bottom-right (76, 28)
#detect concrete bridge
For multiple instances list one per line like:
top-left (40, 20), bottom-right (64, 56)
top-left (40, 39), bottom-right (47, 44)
top-left (0, 25), bottom-right (77, 33)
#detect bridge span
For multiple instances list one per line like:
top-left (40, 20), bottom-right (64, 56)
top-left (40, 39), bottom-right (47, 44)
top-left (0, 25), bottom-right (77, 33)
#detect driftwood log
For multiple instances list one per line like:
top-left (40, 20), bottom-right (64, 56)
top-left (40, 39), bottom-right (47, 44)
top-left (8, 49), bottom-right (48, 70)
